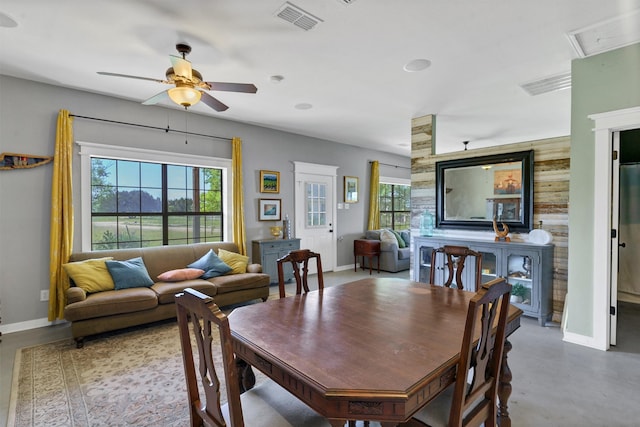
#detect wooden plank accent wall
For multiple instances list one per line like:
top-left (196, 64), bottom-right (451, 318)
top-left (411, 114), bottom-right (570, 323)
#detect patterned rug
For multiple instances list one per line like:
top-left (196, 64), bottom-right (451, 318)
top-left (8, 317), bottom-right (266, 427)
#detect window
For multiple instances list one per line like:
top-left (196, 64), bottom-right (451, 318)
top-left (78, 142), bottom-right (231, 251)
top-left (379, 180), bottom-right (410, 230)
top-left (306, 182), bottom-right (327, 227)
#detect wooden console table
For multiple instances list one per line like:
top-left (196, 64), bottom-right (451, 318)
top-left (354, 239), bottom-right (380, 274)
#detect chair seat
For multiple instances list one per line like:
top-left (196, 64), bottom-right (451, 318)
top-left (223, 380), bottom-right (331, 426)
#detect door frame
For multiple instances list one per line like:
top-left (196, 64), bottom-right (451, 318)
top-left (589, 106), bottom-right (640, 350)
top-left (293, 161), bottom-right (338, 272)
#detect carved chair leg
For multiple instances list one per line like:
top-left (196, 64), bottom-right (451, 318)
top-left (497, 339), bottom-right (513, 427)
top-left (74, 337), bottom-right (85, 348)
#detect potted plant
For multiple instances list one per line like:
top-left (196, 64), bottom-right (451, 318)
top-left (511, 283), bottom-right (527, 303)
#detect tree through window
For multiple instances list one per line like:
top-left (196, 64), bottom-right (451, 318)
top-left (379, 182), bottom-right (410, 230)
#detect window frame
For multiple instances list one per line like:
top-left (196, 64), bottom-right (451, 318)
top-left (77, 141), bottom-right (232, 251)
top-left (379, 176), bottom-right (411, 230)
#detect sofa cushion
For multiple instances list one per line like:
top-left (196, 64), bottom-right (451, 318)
top-left (210, 272), bottom-right (270, 294)
top-left (365, 230), bottom-right (382, 240)
top-left (188, 249), bottom-right (233, 279)
top-left (64, 288), bottom-right (158, 322)
top-left (157, 268), bottom-right (205, 282)
top-left (152, 280), bottom-right (217, 304)
top-left (217, 249), bottom-right (249, 274)
top-left (106, 257), bottom-right (155, 290)
top-left (63, 257), bottom-right (115, 293)
top-left (398, 247), bottom-right (411, 260)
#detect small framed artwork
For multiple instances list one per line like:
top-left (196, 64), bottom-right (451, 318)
top-left (260, 170), bottom-right (280, 193)
top-left (344, 176), bottom-right (359, 203)
top-left (259, 198), bottom-right (282, 221)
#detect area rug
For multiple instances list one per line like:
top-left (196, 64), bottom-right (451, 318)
top-left (8, 318), bottom-right (266, 427)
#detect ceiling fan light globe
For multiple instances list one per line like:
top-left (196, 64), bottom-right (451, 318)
top-left (168, 87), bottom-right (201, 107)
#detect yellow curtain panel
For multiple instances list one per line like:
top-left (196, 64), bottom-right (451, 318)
top-left (48, 110), bottom-right (74, 320)
top-left (367, 160), bottom-right (380, 231)
top-left (232, 137), bottom-right (247, 255)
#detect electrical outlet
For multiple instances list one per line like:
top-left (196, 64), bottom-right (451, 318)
top-left (40, 290), bottom-right (49, 301)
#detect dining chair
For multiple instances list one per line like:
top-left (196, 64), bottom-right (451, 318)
top-left (410, 277), bottom-right (512, 427)
top-left (277, 249), bottom-right (324, 298)
top-left (430, 245), bottom-right (483, 291)
top-left (175, 287), bottom-right (331, 427)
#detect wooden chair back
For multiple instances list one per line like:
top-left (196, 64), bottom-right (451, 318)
top-left (450, 277), bottom-right (512, 427)
top-left (430, 245), bottom-right (483, 291)
top-left (175, 287), bottom-right (245, 427)
top-left (277, 249), bottom-right (324, 298)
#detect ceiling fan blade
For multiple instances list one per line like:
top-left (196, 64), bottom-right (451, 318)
top-left (205, 82), bottom-right (258, 93)
top-left (169, 55), bottom-right (193, 80)
top-left (97, 71), bottom-right (166, 84)
top-left (142, 90), bottom-right (169, 105)
top-left (200, 92), bottom-right (229, 112)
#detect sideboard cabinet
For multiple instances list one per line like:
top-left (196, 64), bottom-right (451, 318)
top-left (413, 236), bottom-right (554, 325)
top-left (252, 238), bottom-right (301, 284)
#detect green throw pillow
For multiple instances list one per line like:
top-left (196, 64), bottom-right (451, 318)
top-left (188, 249), bottom-right (232, 279)
top-left (106, 257), bottom-right (154, 290)
top-left (388, 229), bottom-right (406, 248)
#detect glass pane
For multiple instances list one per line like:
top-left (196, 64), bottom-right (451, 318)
top-left (480, 251), bottom-right (498, 282)
top-left (167, 165), bottom-right (186, 188)
top-left (507, 254), bottom-right (533, 308)
top-left (92, 216), bottom-right (117, 250)
top-left (185, 166), bottom-right (194, 189)
top-left (92, 158), bottom-right (116, 186)
top-left (118, 190), bottom-right (140, 213)
top-left (140, 162), bottom-right (161, 188)
top-left (92, 186), bottom-right (116, 213)
top-left (168, 216), bottom-right (188, 240)
top-left (380, 212), bottom-right (392, 228)
top-left (118, 216), bottom-right (140, 243)
top-left (140, 216), bottom-right (162, 245)
top-left (117, 160), bottom-right (139, 187)
top-left (168, 189), bottom-right (187, 212)
top-left (140, 188), bottom-right (162, 212)
top-left (418, 245), bottom-right (434, 283)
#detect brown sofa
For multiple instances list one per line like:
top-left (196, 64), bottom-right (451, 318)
top-left (64, 242), bottom-right (270, 347)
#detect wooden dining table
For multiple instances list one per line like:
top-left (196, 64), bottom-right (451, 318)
top-left (229, 277), bottom-right (523, 427)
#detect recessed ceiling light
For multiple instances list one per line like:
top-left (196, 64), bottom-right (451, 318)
top-left (403, 58), bottom-right (431, 72)
top-left (295, 103), bottom-right (313, 110)
top-left (0, 12), bottom-right (18, 28)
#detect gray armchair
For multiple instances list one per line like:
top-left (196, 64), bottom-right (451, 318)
top-left (361, 229), bottom-right (411, 273)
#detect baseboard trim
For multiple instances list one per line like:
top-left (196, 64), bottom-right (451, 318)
top-left (0, 317), bottom-right (67, 335)
top-left (334, 264), bottom-right (358, 272)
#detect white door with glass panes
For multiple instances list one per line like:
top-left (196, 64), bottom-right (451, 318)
top-left (294, 162), bottom-right (337, 274)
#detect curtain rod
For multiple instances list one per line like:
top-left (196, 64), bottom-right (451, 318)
top-left (70, 114), bottom-right (232, 142)
top-left (369, 161), bottom-right (410, 170)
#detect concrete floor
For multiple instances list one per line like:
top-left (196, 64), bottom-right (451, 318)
top-left (2, 269), bottom-right (639, 426)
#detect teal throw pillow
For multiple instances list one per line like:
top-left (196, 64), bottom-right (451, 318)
top-left (106, 257), bottom-right (154, 290)
top-left (400, 230), bottom-right (411, 247)
top-left (188, 249), bottom-right (232, 279)
top-left (388, 229), bottom-right (406, 248)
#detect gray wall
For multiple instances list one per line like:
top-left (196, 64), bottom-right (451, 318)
top-left (566, 43), bottom-right (640, 336)
top-left (0, 75), bottom-right (409, 329)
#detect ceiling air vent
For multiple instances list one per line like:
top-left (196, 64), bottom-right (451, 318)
top-left (567, 10), bottom-right (640, 58)
top-left (275, 2), bottom-right (323, 31)
top-left (520, 71), bottom-right (571, 96)
top-left (336, 0), bottom-right (358, 5)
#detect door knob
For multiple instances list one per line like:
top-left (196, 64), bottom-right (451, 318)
top-left (619, 242), bottom-right (626, 248)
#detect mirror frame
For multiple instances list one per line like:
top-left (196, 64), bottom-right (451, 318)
top-left (435, 150), bottom-right (534, 232)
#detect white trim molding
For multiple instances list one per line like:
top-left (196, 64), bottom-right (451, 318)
top-left (566, 106), bottom-right (640, 350)
top-left (76, 141), bottom-right (232, 251)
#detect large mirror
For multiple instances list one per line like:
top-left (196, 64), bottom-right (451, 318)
top-left (435, 150), bottom-right (534, 232)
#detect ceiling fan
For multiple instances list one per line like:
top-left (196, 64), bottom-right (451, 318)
top-left (98, 43), bottom-right (257, 112)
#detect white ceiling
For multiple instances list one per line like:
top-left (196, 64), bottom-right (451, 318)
top-left (1, 0), bottom-right (638, 155)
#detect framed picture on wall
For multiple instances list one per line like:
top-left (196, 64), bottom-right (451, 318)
top-left (260, 170), bottom-right (280, 193)
top-left (259, 198), bottom-right (282, 221)
top-left (344, 176), bottom-right (359, 203)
